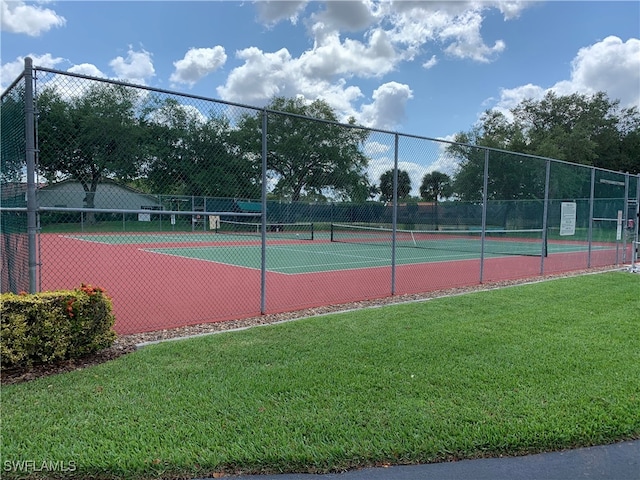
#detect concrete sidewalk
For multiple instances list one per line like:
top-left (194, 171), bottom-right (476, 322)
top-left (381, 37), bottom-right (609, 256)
top-left (207, 439), bottom-right (639, 480)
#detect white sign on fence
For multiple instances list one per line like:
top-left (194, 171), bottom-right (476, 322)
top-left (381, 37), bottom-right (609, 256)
top-left (560, 202), bottom-right (576, 236)
top-left (617, 210), bottom-right (623, 240)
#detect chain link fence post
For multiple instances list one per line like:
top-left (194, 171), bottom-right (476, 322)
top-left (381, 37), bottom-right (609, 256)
top-left (24, 57), bottom-right (39, 293)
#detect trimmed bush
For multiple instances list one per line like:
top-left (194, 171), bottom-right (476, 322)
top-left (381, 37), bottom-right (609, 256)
top-left (1, 284), bottom-right (116, 369)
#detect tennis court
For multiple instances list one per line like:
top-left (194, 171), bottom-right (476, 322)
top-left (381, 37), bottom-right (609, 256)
top-left (142, 239), bottom-right (594, 274)
top-left (5, 61), bottom-right (638, 340)
top-left (41, 224), bottom-right (626, 335)
top-left (66, 224), bottom-right (605, 275)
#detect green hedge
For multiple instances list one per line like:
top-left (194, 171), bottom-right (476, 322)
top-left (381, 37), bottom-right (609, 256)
top-left (1, 285), bottom-right (117, 369)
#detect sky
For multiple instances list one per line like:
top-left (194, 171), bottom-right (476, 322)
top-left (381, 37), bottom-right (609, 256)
top-left (1, 0), bottom-right (639, 194)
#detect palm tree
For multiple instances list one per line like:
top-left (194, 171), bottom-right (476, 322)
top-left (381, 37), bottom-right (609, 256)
top-left (420, 171), bottom-right (453, 229)
top-left (379, 169), bottom-right (412, 202)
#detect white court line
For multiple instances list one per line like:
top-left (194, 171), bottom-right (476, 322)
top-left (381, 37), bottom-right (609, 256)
top-left (139, 247), bottom-right (263, 272)
top-left (141, 243), bottom-right (499, 275)
top-left (60, 234), bottom-right (114, 245)
top-left (265, 245), bottom-right (477, 273)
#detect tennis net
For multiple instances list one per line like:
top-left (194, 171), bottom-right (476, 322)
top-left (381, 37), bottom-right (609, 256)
top-left (216, 220), bottom-right (314, 240)
top-left (330, 223), bottom-right (547, 257)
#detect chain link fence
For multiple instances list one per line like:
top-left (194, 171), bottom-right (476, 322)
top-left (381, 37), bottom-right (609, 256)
top-left (1, 75), bottom-right (30, 294)
top-left (2, 60), bottom-right (639, 334)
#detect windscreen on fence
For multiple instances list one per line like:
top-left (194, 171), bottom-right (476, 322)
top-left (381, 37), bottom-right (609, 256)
top-left (1, 77), bottom-right (30, 294)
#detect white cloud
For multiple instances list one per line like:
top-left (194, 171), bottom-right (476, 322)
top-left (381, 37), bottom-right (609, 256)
top-left (0, 0), bottom-right (65, 36)
top-left (109, 47), bottom-right (155, 85)
top-left (67, 63), bottom-right (106, 79)
top-left (566, 36), bottom-right (640, 109)
top-left (217, 45), bottom-right (367, 111)
top-left (358, 82), bottom-right (413, 130)
top-left (299, 28), bottom-right (397, 80)
top-left (490, 0), bottom-right (535, 21)
top-left (170, 47), bottom-right (227, 87)
top-left (493, 36), bottom-right (640, 115)
top-left (255, 0), bottom-right (308, 25)
top-left (217, 1), bottom-right (527, 135)
top-left (46, 63), bottom-right (108, 100)
top-left (422, 55), bottom-right (438, 69)
top-left (310, 0), bottom-right (377, 33)
top-left (0, 53), bottom-right (65, 91)
top-left (1, 49), bottom-right (153, 94)
top-left (217, 47), bottom-right (296, 104)
top-left (440, 10), bottom-right (505, 63)
top-left (383, 2), bottom-right (508, 63)
top-left (299, 79), bottom-right (364, 120)
top-left (364, 140), bottom-right (391, 157)
top-left (490, 83), bottom-right (545, 120)
top-left (218, 42), bottom-right (406, 128)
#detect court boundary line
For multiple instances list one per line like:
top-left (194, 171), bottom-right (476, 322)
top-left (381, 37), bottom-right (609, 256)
top-left (140, 243), bottom-right (517, 275)
top-left (59, 234), bottom-right (118, 245)
top-left (138, 247), bottom-right (265, 273)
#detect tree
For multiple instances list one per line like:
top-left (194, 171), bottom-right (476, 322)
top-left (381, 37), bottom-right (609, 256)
top-left (1, 87), bottom-right (25, 185)
top-left (420, 171), bottom-right (453, 228)
top-left (142, 98), bottom-right (260, 199)
top-left (420, 171), bottom-right (453, 202)
top-left (37, 83), bottom-right (145, 223)
top-left (379, 169), bottom-right (411, 202)
top-left (448, 91), bottom-right (640, 202)
top-left (235, 97), bottom-right (371, 202)
top-left (349, 181), bottom-right (380, 204)
top-left (512, 91), bottom-right (640, 173)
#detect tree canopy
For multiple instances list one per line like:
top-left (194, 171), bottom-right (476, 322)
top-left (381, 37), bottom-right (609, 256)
top-left (141, 98), bottom-right (260, 199)
top-left (35, 88), bottom-right (375, 205)
top-left (449, 91), bottom-right (640, 201)
top-left (420, 171), bottom-right (453, 203)
top-left (33, 82), bottom-right (638, 218)
top-left (36, 83), bottom-right (145, 221)
top-left (0, 88), bottom-right (25, 184)
top-left (513, 91), bottom-right (639, 173)
top-left (235, 97), bottom-right (372, 202)
top-left (379, 169), bottom-right (411, 202)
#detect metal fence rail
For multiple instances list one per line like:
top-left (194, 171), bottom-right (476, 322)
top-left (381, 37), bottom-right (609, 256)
top-left (2, 58), bottom-right (639, 334)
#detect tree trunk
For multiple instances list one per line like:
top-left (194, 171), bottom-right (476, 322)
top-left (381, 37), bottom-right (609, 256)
top-left (84, 190), bottom-right (96, 225)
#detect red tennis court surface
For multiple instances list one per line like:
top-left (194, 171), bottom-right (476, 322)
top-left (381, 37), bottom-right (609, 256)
top-left (39, 233), bottom-right (630, 335)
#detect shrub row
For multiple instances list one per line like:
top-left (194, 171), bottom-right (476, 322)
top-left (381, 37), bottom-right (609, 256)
top-left (1, 285), bottom-right (117, 369)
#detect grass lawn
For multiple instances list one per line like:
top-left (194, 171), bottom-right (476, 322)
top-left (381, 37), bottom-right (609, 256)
top-left (2, 271), bottom-right (639, 479)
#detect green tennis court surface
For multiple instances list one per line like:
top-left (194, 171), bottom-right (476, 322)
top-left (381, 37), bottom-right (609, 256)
top-left (64, 230), bottom-right (612, 275)
top-left (142, 240), bottom-right (602, 275)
